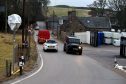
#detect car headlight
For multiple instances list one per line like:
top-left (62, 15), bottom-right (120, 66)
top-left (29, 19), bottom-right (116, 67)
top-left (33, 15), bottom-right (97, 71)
top-left (78, 46), bottom-right (82, 49)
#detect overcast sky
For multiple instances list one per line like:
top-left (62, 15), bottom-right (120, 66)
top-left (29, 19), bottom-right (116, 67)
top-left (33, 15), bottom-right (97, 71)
top-left (49, 0), bottom-right (95, 7)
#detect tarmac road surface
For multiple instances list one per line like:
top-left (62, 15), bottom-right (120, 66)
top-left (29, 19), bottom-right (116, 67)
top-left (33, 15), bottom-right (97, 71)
top-left (6, 31), bottom-right (126, 84)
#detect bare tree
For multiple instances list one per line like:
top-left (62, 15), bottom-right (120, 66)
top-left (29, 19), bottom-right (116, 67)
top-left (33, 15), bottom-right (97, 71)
top-left (107, 0), bottom-right (126, 11)
top-left (24, 0), bottom-right (50, 22)
top-left (39, 0), bottom-right (50, 17)
top-left (88, 0), bottom-right (106, 16)
top-left (107, 0), bottom-right (126, 30)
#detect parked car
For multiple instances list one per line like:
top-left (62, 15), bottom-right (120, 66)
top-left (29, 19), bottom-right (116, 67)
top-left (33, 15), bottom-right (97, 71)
top-left (64, 36), bottom-right (82, 55)
top-left (38, 30), bottom-right (50, 44)
top-left (43, 39), bottom-right (58, 52)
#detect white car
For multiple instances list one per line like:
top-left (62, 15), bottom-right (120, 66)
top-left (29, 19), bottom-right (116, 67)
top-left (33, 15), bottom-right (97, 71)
top-left (43, 39), bottom-right (58, 52)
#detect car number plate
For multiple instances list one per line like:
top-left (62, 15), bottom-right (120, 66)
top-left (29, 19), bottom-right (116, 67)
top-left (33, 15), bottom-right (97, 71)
top-left (49, 46), bottom-right (54, 48)
top-left (73, 48), bottom-right (78, 50)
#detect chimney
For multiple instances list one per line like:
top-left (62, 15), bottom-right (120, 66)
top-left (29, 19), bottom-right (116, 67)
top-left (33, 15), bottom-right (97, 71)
top-left (68, 11), bottom-right (76, 21)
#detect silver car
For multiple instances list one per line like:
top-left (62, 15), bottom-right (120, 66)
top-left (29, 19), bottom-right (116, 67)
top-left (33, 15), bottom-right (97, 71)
top-left (43, 39), bottom-right (58, 52)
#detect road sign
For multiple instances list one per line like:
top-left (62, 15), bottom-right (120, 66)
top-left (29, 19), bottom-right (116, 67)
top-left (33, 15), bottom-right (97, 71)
top-left (59, 19), bottom-right (63, 25)
top-left (8, 14), bottom-right (22, 31)
top-left (8, 14), bottom-right (22, 72)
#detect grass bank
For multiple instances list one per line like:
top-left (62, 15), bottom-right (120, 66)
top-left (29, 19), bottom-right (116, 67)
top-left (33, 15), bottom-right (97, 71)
top-left (0, 32), bottom-right (38, 82)
top-left (48, 7), bottom-right (91, 17)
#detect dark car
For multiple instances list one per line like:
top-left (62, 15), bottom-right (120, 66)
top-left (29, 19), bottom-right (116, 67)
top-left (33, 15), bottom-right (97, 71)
top-left (63, 36), bottom-right (83, 55)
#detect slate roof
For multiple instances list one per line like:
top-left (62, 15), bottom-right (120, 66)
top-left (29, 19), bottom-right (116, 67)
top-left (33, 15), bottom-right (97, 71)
top-left (47, 17), bottom-right (59, 22)
top-left (79, 17), bottom-right (111, 29)
top-left (47, 16), bottom-right (68, 22)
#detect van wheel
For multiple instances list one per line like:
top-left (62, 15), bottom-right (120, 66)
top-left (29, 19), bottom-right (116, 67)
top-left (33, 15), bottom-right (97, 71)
top-left (38, 40), bottom-right (40, 44)
top-left (43, 49), bottom-right (46, 52)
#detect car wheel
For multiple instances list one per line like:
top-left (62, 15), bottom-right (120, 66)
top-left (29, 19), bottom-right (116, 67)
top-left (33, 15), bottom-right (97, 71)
top-left (79, 51), bottom-right (82, 55)
top-left (38, 40), bottom-right (40, 44)
top-left (43, 49), bottom-right (46, 52)
top-left (63, 45), bottom-right (66, 51)
top-left (55, 50), bottom-right (58, 52)
top-left (66, 49), bottom-right (69, 54)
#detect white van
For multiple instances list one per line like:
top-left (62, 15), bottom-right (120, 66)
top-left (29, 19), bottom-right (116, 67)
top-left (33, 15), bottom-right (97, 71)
top-left (34, 21), bottom-right (46, 30)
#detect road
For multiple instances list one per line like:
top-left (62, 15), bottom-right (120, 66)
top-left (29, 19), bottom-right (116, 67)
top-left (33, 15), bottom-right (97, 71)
top-left (7, 31), bottom-right (126, 84)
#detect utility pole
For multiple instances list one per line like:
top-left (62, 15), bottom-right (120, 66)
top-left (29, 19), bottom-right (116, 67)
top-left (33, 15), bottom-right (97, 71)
top-left (53, 10), bottom-right (55, 34)
top-left (22, 0), bottom-right (26, 43)
top-left (5, 0), bottom-right (8, 33)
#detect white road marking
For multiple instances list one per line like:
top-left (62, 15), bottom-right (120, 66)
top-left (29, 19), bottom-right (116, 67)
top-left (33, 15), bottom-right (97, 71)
top-left (11, 53), bottom-right (43, 84)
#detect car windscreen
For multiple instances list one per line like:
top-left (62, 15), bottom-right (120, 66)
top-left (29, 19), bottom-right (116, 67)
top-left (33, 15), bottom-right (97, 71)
top-left (69, 38), bottom-right (80, 44)
top-left (46, 40), bottom-right (56, 43)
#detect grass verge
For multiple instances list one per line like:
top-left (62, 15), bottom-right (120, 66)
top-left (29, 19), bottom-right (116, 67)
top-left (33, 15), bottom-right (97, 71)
top-left (0, 32), bottom-right (38, 83)
top-left (48, 7), bottom-right (91, 17)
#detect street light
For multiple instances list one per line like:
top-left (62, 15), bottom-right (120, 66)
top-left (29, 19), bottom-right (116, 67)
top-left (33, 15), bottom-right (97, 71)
top-left (8, 14), bottom-right (22, 73)
top-left (5, 0), bottom-right (8, 33)
top-left (22, 0), bottom-right (26, 43)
